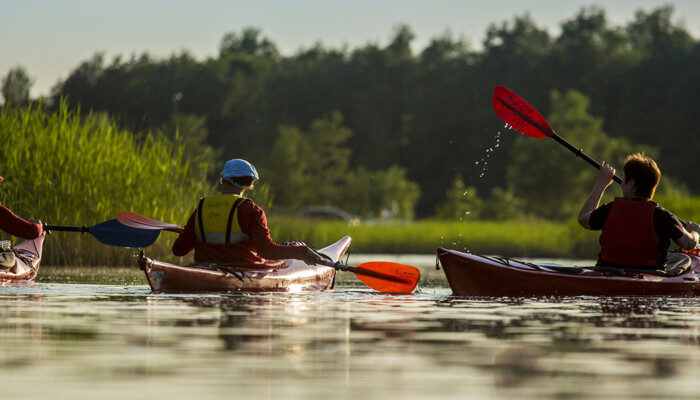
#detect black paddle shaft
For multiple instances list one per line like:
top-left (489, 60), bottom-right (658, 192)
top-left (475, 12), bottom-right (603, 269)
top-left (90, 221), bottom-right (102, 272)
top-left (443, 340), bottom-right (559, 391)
top-left (550, 133), bottom-right (623, 184)
top-left (44, 224), bottom-right (90, 233)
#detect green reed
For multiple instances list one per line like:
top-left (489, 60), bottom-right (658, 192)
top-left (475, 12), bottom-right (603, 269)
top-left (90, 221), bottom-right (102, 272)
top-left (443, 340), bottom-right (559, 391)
top-left (269, 217), bottom-right (596, 258)
top-left (0, 102), bottom-right (213, 266)
top-left (270, 196), bottom-right (700, 258)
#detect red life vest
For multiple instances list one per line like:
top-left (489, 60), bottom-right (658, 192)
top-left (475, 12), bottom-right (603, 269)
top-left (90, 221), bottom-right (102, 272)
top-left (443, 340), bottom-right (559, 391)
top-left (599, 198), bottom-right (660, 267)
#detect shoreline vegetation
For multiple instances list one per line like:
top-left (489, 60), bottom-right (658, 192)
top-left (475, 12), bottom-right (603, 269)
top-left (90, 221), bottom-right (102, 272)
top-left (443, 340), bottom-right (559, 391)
top-left (42, 211), bottom-right (700, 267)
top-left (29, 218), bottom-right (643, 267)
top-left (2, 103), bottom-right (698, 267)
top-left (4, 11), bottom-right (700, 269)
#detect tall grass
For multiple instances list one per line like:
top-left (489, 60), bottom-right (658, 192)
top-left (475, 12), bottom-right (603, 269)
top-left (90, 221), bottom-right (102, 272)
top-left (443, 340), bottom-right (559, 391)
top-left (269, 217), bottom-right (598, 258)
top-left (270, 196), bottom-right (700, 258)
top-left (0, 102), bottom-right (213, 265)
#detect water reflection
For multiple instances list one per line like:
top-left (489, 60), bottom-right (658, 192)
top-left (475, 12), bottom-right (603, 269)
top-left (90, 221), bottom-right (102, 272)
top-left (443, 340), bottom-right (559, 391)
top-left (3, 285), bottom-right (700, 398)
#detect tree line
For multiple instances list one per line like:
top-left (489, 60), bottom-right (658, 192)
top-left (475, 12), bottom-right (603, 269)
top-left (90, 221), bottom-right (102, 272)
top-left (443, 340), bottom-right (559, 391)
top-left (3, 5), bottom-right (699, 220)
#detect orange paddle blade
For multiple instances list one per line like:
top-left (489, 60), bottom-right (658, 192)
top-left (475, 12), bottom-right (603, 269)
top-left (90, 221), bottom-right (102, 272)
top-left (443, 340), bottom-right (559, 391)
top-left (354, 262), bottom-right (420, 294)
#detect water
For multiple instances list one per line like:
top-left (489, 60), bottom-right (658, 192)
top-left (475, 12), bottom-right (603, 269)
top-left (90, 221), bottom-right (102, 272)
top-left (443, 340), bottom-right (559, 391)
top-left (4, 258), bottom-right (700, 399)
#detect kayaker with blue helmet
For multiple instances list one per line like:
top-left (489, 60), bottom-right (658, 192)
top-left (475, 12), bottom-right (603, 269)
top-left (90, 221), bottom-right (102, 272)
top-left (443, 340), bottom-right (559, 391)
top-left (0, 176), bottom-right (43, 240)
top-left (578, 153), bottom-right (700, 268)
top-left (171, 159), bottom-right (325, 267)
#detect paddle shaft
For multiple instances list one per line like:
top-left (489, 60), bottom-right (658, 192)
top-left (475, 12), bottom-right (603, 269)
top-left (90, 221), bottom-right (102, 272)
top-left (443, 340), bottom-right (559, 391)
top-left (44, 224), bottom-right (90, 233)
top-left (551, 134), bottom-right (623, 185)
top-left (495, 93), bottom-right (623, 184)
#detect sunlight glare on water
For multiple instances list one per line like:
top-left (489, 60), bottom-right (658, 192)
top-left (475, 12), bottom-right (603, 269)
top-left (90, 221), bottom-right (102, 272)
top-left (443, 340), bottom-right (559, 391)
top-left (3, 278), bottom-right (700, 399)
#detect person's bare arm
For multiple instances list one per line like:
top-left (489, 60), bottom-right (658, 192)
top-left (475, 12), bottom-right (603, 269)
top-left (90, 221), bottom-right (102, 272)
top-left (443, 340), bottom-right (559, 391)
top-left (675, 221), bottom-right (700, 250)
top-left (578, 161), bottom-right (616, 230)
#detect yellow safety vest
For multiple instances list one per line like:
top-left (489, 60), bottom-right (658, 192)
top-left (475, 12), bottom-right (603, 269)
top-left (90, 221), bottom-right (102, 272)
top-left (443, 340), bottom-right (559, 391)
top-left (194, 194), bottom-right (250, 244)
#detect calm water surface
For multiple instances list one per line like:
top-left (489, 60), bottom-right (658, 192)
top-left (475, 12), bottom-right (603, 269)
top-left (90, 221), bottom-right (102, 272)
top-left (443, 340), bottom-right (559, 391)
top-left (3, 257), bottom-right (700, 399)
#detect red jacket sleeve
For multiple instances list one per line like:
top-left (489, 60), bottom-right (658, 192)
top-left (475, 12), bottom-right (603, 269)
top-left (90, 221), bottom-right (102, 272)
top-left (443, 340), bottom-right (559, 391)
top-left (0, 205), bottom-right (42, 240)
top-left (237, 201), bottom-right (309, 261)
top-left (171, 210), bottom-right (197, 256)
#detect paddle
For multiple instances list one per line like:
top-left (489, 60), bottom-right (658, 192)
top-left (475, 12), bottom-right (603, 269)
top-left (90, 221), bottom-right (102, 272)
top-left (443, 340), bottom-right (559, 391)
top-left (317, 259), bottom-right (420, 294)
top-left (493, 84), bottom-right (693, 229)
top-left (44, 219), bottom-right (161, 248)
top-left (492, 85), bottom-right (622, 184)
top-left (117, 211), bottom-right (421, 293)
top-left (117, 211), bottom-right (184, 233)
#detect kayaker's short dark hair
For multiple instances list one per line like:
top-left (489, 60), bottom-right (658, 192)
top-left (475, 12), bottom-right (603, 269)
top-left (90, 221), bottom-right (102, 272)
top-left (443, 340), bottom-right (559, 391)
top-left (623, 153), bottom-right (660, 199)
top-left (226, 176), bottom-right (255, 189)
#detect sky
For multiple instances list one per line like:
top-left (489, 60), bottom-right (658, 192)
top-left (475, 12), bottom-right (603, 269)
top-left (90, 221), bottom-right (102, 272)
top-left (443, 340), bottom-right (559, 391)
top-left (2, 0), bottom-right (700, 97)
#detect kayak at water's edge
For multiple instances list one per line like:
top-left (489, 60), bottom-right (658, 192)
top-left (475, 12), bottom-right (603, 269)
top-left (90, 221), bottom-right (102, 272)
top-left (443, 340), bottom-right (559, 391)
top-left (0, 232), bottom-right (45, 284)
top-left (438, 247), bottom-right (700, 297)
top-left (140, 236), bottom-right (351, 293)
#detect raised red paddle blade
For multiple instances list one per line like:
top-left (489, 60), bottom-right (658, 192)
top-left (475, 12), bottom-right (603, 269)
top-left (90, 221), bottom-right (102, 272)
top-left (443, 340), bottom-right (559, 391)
top-left (493, 85), bottom-right (554, 138)
top-left (117, 211), bottom-right (184, 233)
top-left (354, 262), bottom-right (420, 294)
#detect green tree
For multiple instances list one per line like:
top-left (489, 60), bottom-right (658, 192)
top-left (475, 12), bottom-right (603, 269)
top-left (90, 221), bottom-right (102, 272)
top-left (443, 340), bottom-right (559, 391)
top-left (506, 89), bottom-right (642, 220)
top-left (156, 113), bottom-right (221, 177)
top-left (219, 27), bottom-right (279, 58)
top-left (342, 166), bottom-right (420, 220)
top-left (626, 5), bottom-right (694, 56)
top-left (264, 111), bottom-right (352, 210)
top-left (483, 13), bottom-right (551, 64)
top-left (1, 66), bottom-right (34, 106)
top-left (481, 187), bottom-right (524, 221)
top-left (264, 111), bottom-right (421, 219)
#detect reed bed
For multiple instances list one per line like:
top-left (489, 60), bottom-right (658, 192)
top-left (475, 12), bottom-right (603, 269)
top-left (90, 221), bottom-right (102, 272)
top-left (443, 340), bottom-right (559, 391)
top-left (0, 102), bottom-right (213, 266)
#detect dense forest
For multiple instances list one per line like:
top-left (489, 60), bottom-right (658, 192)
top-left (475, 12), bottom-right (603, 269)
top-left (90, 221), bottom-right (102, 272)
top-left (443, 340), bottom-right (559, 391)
top-left (3, 5), bottom-right (699, 220)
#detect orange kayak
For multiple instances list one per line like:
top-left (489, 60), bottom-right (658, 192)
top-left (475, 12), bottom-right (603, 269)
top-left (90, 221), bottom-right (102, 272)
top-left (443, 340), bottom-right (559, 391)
top-left (0, 232), bottom-right (45, 284)
top-left (140, 236), bottom-right (351, 293)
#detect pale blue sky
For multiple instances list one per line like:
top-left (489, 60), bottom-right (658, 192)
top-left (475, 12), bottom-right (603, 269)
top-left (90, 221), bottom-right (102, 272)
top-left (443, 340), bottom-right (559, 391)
top-left (2, 0), bottom-right (699, 97)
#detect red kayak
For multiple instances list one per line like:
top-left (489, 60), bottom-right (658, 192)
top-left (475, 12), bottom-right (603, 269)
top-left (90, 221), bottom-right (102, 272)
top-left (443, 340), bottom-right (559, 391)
top-left (0, 233), bottom-right (45, 284)
top-left (437, 247), bottom-right (700, 297)
top-left (140, 236), bottom-right (351, 293)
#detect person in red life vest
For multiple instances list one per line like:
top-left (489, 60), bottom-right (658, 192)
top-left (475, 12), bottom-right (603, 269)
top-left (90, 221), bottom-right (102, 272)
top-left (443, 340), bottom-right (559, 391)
top-left (578, 153), bottom-right (700, 268)
top-left (0, 176), bottom-right (44, 240)
top-left (171, 159), bottom-right (326, 267)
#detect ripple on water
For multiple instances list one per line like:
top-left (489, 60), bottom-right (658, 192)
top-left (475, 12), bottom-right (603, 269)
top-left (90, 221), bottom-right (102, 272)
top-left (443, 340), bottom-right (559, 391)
top-left (2, 283), bottom-right (700, 398)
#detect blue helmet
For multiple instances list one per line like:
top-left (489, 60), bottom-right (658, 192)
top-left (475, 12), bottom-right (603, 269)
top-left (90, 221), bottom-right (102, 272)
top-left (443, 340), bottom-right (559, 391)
top-left (221, 159), bottom-right (259, 180)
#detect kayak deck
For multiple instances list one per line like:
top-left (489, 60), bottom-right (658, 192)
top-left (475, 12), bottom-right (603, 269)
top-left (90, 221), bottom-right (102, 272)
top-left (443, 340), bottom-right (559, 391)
top-left (438, 247), bottom-right (700, 297)
top-left (140, 236), bottom-right (352, 293)
top-left (0, 233), bottom-right (45, 284)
